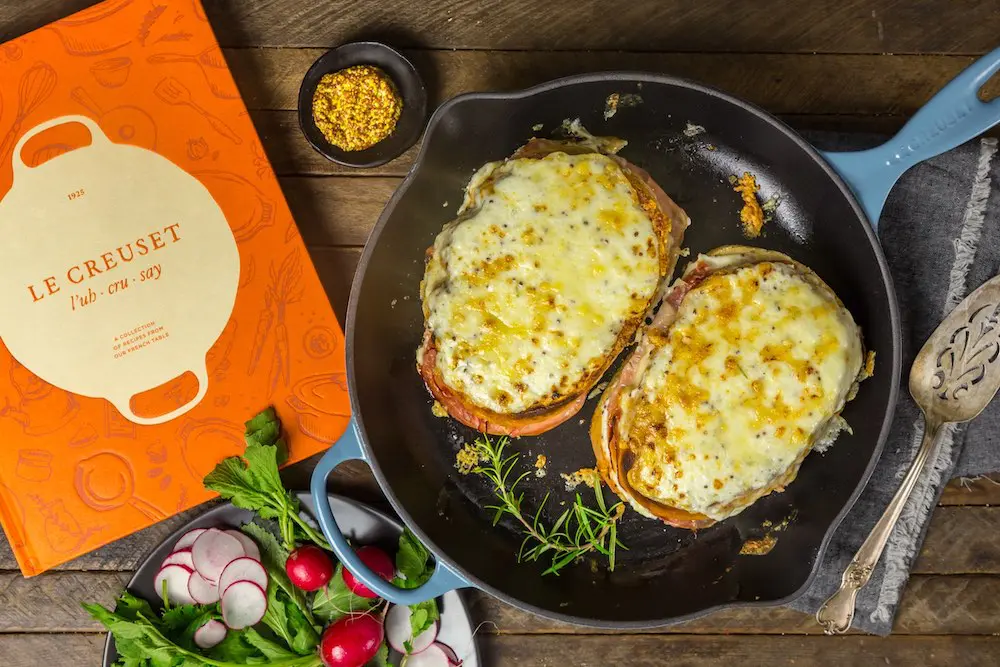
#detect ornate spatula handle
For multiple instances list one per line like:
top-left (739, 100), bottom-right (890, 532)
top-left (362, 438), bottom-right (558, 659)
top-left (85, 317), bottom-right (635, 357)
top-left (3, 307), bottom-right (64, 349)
top-left (816, 417), bottom-right (944, 634)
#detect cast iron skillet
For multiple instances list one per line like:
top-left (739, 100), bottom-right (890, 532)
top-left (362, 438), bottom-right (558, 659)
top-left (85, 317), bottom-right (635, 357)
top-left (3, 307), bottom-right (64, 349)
top-left (312, 49), bottom-right (1000, 628)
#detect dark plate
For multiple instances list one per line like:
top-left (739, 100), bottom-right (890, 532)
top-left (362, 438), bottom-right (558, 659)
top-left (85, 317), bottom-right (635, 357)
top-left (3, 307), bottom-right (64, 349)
top-left (102, 493), bottom-right (481, 666)
top-left (297, 42), bottom-right (427, 168)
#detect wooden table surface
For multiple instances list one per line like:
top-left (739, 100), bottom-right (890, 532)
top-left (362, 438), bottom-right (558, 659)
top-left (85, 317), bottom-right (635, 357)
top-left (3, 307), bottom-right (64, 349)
top-left (3, 1), bottom-right (1000, 665)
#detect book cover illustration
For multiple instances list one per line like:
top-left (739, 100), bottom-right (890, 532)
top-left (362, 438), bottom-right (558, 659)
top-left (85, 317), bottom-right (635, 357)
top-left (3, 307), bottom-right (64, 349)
top-left (0, 0), bottom-right (352, 576)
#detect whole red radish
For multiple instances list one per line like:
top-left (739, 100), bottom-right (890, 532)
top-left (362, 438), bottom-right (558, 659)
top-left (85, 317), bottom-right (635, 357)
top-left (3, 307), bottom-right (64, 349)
top-left (342, 546), bottom-right (394, 598)
top-left (285, 544), bottom-right (333, 591)
top-left (319, 614), bottom-right (383, 667)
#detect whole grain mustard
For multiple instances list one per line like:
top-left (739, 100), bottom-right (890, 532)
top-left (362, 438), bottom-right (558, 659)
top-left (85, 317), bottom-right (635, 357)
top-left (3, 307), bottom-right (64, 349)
top-left (311, 65), bottom-right (402, 152)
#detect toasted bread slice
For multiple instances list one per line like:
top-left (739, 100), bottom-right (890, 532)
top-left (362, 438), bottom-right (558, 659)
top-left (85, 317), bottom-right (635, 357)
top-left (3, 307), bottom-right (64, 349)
top-left (417, 138), bottom-right (689, 436)
top-left (592, 246), bottom-right (868, 527)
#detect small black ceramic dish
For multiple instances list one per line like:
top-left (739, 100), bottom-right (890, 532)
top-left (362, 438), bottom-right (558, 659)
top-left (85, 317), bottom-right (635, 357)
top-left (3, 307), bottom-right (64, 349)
top-left (298, 42), bottom-right (427, 169)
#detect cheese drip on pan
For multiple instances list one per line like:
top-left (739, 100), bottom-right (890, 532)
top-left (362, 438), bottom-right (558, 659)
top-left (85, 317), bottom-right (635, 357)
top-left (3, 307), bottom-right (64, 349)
top-left (421, 151), bottom-right (661, 414)
top-left (615, 258), bottom-right (863, 521)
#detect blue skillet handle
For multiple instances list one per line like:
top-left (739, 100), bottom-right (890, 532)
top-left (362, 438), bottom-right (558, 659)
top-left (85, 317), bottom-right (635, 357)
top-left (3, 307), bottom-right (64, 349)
top-left (823, 46), bottom-right (1000, 228)
top-left (310, 416), bottom-right (472, 604)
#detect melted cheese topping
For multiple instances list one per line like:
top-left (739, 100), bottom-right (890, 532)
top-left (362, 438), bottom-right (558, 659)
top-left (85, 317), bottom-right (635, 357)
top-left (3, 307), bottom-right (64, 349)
top-left (618, 261), bottom-right (862, 519)
top-left (421, 152), bottom-right (661, 414)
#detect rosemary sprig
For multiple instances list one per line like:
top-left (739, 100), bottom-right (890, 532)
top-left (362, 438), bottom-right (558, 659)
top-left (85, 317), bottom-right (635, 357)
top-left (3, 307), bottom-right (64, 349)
top-left (463, 435), bottom-right (626, 575)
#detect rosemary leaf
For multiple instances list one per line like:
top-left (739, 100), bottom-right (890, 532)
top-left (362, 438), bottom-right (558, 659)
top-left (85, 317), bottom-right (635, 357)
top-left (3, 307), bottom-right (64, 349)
top-left (461, 435), bottom-right (626, 575)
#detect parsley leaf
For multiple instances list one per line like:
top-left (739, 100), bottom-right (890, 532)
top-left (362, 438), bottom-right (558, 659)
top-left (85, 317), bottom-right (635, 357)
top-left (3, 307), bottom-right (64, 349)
top-left (406, 599), bottom-right (439, 646)
top-left (262, 585), bottom-right (320, 656)
top-left (312, 562), bottom-right (377, 623)
top-left (244, 627), bottom-right (298, 660)
top-left (208, 630), bottom-right (261, 664)
top-left (391, 527), bottom-right (440, 641)
top-left (393, 528), bottom-right (432, 590)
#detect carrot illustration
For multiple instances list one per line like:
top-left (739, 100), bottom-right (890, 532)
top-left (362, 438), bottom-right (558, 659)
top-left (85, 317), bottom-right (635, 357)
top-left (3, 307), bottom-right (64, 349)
top-left (247, 283), bottom-right (273, 376)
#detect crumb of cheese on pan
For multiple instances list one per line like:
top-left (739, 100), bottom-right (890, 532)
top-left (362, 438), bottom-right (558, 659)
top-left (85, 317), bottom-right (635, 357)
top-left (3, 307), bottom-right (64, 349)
top-left (739, 534), bottom-right (778, 556)
top-left (683, 122), bottom-right (706, 137)
top-left (532, 123), bottom-right (544, 131)
top-left (587, 381), bottom-right (609, 400)
top-left (561, 467), bottom-right (600, 491)
top-left (535, 454), bottom-right (547, 478)
top-left (733, 171), bottom-right (766, 238)
top-left (455, 443), bottom-right (483, 474)
top-left (604, 93), bottom-right (620, 120)
top-left (431, 400), bottom-right (448, 418)
top-left (863, 350), bottom-right (876, 379)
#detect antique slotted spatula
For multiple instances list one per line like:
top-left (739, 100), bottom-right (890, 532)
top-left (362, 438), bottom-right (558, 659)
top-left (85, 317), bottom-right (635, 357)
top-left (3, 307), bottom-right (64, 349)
top-left (817, 274), bottom-right (1000, 634)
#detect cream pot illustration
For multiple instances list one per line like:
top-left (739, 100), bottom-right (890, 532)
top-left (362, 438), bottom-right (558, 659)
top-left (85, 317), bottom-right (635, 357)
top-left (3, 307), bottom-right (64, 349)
top-left (0, 115), bottom-right (239, 425)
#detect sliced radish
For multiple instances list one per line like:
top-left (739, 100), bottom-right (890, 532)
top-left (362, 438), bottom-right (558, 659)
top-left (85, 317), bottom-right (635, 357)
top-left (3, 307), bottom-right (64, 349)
top-left (173, 528), bottom-right (207, 551)
top-left (188, 571), bottom-right (221, 605)
top-left (162, 549), bottom-right (195, 570)
top-left (401, 644), bottom-right (451, 667)
top-left (220, 580), bottom-right (267, 630)
top-left (225, 529), bottom-right (261, 561)
top-left (386, 604), bottom-right (438, 654)
top-left (436, 643), bottom-right (463, 666)
top-left (191, 528), bottom-right (245, 583)
top-left (219, 557), bottom-right (268, 595)
top-left (193, 619), bottom-right (227, 649)
top-left (153, 564), bottom-right (195, 605)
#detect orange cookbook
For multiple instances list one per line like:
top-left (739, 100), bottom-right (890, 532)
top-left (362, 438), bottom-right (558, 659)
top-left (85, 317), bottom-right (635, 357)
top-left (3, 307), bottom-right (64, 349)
top-left (0, 0), bottom-right (351, 576)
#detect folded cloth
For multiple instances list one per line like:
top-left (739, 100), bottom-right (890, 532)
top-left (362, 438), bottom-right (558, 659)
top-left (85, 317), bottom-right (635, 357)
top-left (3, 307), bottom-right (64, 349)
top-left (787, 132), bottom-right (1000, 635)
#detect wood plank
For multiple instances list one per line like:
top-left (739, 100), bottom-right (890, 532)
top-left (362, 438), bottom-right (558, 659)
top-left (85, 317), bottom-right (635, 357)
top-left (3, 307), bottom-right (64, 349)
top-left (284, 177), bottom-right (398, 246)
top-left (940, 474), bottom-right (1000, 506)
top-left (915, 507), bottom-right (1000, 575)
top-left (309, 246), bottom-right (361, 322)
top-left (480, 634), bottom-right (1000, 666)
top-left (3, 0), bottom-right (995, 54)
top-left (6, 634), bottom-right (1000, 667)
top-left (9, 572), bottom-right (999, 635)
top-left (231, 50), bottom-right (996, 117)
top-left (0, 634), bottom-right (106, 667)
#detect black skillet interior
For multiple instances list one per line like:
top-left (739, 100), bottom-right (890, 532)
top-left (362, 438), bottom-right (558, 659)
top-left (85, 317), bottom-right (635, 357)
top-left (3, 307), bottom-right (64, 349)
top-left (349, 74), bottom-right (898, 626)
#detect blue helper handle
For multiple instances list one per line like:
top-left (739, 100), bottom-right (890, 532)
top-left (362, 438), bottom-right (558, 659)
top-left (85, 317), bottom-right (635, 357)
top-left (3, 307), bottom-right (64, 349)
top-left (823, 47), bottom-right (1000, 228)
top-left (310, 417), bottom-right (472, 604)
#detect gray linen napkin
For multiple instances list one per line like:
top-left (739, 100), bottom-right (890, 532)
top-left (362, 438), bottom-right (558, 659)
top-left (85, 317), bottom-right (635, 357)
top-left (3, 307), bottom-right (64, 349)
top-left (786, 132), bottom-right (1000, 635)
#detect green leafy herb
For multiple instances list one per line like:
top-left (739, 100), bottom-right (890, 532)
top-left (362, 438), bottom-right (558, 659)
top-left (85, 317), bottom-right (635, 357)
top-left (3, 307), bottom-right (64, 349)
top-left (312, 562), bottom-right (377, 623)
top-left (366, 642), bottom-right (392, 667)
top-left (244, 627), bottom-right (298, 660)
top-left (393, 528), bottom-right (432, 590)
top-left (205, 409), bottom-right (328, 552)
top-left (404, 599), bottom-right (439, 651)
top-left (461, 435), bottom-right (626, 575)
top-left (392, 527), bottom-right (438, 639)
top-left (241, 521), bottom-right (315, 630)
top-left (260, 583), bottom-right (320, 655)
top-left (84, 598), bottom-right (321, 667)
